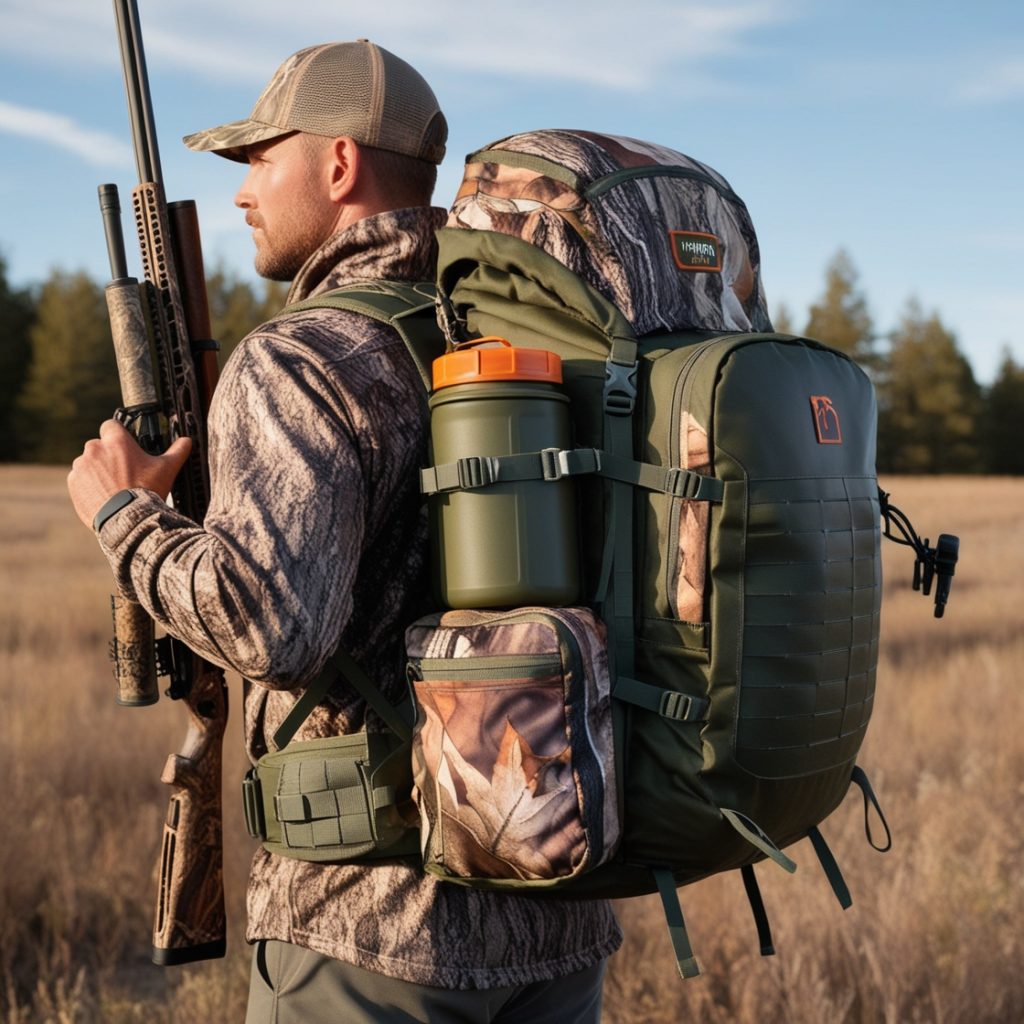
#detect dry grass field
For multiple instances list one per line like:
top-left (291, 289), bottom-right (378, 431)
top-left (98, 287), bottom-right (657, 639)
top-left (1, 466), bottom-right (1021, 1023)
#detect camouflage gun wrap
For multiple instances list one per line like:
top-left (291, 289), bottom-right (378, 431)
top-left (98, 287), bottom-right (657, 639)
top-left (98, 0), bottom-right (228, 966)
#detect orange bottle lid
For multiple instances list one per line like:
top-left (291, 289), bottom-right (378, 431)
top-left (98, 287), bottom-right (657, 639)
top-left (432, 337), bottom-right (563, 390)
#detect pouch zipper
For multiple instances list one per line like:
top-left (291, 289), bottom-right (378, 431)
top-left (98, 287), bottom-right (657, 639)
top-left (411, 653), bottom-right (562, 682)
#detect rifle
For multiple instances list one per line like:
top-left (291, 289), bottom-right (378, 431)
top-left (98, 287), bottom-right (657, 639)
top-left (98, 0), bottom-right (228, 966)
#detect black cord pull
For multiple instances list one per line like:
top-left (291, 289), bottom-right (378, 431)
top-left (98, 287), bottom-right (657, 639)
top-left (932, 534), bottom-right (959, 619)
top-left (879, 488), bottom-right (959, 617)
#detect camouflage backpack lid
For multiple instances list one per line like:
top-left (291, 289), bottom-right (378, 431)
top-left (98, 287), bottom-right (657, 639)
top-left (446, 129), bottom-right (772, 336)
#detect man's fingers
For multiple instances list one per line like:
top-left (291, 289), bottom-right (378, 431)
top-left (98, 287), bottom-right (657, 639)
top-left (162, 436), bottom-right (193, 471)
top-left (99, 418), bottom-right (129, 440)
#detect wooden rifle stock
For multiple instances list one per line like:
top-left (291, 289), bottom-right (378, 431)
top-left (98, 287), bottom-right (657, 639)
top-left (100, 0), bottom-right (229, 966)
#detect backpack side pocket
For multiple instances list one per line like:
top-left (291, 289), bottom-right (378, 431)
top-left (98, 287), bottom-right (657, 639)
top-left (406, 607), bottom-right (618, 889)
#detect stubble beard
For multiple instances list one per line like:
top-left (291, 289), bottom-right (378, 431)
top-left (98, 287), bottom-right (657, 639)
top-left (253, 214), bottom-right (331, 282)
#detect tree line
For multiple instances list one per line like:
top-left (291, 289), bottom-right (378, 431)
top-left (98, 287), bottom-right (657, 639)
top-left (0, 249), bottom-right (1021, 471)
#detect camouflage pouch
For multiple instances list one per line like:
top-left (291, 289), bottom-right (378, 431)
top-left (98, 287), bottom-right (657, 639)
top-left (405, 606), bottom-right (619, 889)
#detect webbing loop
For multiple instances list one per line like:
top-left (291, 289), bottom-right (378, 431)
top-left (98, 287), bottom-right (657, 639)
top-left (721, 809), bottom-right (797, 873)
top-left (807, 825), bottom-right (852, 909)
top-left (851, 765), bottom-right (893, 852)
top-left (740, 864), bottom-right (776, 956)
top-left (652, 867), bottom-right (701, 979)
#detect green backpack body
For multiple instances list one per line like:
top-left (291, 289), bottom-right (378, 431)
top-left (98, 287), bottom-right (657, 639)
top-left (419, 132), bottom-right (894, 976)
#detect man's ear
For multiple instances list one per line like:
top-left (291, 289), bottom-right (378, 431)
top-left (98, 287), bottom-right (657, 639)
top-left (327, 136), bottom-right (361, 203)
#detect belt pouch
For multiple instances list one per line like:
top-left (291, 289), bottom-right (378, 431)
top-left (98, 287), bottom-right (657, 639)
top-left (244, 731), bottom-right (418, 863)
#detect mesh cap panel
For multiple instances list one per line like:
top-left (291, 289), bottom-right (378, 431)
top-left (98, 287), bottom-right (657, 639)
top-left (184, 40), bottom-right (447, 164)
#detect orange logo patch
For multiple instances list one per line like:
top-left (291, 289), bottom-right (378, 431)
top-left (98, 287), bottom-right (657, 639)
top-left (810, 396), bottom-right (842, 444)
top-left (669, 231), bottom-right (722, 272)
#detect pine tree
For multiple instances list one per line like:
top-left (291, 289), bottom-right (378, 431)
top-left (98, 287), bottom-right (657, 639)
top-left (877, 299), bottom-right (981, 473)
top-left (772, 302), bottom-right (795, 335)
top-left (982, 350), bottom-right (1024, 474)
top-left (805, 249), bottom-right (874, 364)
top-left (206, 266), bottom-right (288, 365)
top-left (15, 271), bottom-right (120, 464)
top-left (0, 255), bottom-right (36, 460)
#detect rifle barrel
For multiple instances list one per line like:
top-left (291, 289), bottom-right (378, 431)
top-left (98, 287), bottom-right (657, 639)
top-left (98, 183), bottom-right (129, 281)
top-left (113, 0), bottom-right (162, 184)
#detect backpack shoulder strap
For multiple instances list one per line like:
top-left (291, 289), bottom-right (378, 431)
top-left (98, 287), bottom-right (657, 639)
top-left (268, 280), bottom-right (441, 749)
top-left (282, 281), bottom-right (444, 392)
top-left (271, 646), bottom-right (414, 752)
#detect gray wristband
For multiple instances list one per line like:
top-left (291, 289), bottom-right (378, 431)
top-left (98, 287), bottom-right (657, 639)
top-left (93, 489), bottom-right (136, 533)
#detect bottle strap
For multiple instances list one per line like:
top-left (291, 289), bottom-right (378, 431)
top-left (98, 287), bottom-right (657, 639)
top-left (418, 446), bottom-right (722, 501)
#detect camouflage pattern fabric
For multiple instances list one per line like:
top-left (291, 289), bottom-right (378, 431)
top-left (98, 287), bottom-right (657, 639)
top-left (97, 207), bottom-right (621, 988)
top-left (672, 413), bottom-right (712, 623)
top-left (447, 129), bottom-right (772, 336)
top-left (406, 608), bottom-right (618, 883)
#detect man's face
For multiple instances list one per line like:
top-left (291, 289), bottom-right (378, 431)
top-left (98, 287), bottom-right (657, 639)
top-left (235, 134), bottom-right (336, 281)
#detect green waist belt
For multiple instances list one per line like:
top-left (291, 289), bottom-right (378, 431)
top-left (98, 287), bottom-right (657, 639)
top-left (242, 731), bottom-right (419, 863)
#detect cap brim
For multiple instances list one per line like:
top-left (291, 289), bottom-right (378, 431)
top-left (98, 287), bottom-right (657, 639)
top-left (182, 119), bottom-right (294, 162)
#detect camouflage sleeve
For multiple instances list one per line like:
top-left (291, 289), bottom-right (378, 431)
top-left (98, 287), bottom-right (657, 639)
top-left (96, 326), bottom-right (366, 690)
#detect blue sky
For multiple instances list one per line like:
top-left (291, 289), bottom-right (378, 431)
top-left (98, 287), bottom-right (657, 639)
top-left (1, 0), bottom-right (1021, 383)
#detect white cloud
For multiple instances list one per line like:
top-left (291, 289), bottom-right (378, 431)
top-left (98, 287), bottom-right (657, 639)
top-left (959, 60), bottom-right (1024, 103)
top-left (0, 100), bottom-right (133, 166)
top-left (0, 1), bottom-right (116, 68)
top-left (0, 0), bottom-right (797, 93)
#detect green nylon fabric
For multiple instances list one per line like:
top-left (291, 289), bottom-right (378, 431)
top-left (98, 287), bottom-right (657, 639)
top-left (252, 732), bottom-right (419, 863)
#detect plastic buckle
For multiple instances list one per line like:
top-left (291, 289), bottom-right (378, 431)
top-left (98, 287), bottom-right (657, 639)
top-left (540, 448), bottom-right (564, 481)
top-left (659, 691), bottom-right (694, 722)
top-left (242, 768), bottom-right (266, 840)
top-left (603, 360), bottom-right (639, 415)
top-left (667, 469), bottom-right (699, 500)
top-left (457, 455), bottom-right (497, 490)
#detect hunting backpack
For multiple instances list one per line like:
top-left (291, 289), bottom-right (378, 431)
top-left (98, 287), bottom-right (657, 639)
top-left (243, 129), bottom-right (958, 980)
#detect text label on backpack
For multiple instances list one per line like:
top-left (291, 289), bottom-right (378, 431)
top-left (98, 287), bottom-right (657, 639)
top-left (669, 230), bottom-right (722, 272)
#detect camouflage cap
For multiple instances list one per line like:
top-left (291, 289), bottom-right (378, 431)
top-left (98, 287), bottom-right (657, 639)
top-left (182, 41), bottom-right (447, 164)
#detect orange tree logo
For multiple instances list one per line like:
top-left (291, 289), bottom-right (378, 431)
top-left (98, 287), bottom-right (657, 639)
top-left (810, 395), bottom-right (842, 444)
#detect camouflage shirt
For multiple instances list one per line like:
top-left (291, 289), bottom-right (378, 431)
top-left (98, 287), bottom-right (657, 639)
top-left (97, 206), bottom-right (622, 988)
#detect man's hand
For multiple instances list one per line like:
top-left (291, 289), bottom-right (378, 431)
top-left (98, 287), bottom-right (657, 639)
top-left (68, 419), bottom-right (192, 529)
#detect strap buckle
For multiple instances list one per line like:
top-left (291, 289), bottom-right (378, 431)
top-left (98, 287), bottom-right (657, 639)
top-left (539, 448), bottom-right (563, 481)
top-left (666, 468), bottom-right (711, 500)
top-left (457, 455), bottom-right (499, 490)
top-left (603, 359), bottom-right (639, 415)
top-left (242, 767), bottom-right (266, 840)
top-left (659, 691), bottom-right (696, 721)
top-left (540, 447), bottom-right (600, 481)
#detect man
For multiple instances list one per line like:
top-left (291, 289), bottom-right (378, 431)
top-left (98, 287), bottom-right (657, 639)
top-left (67, 41), bottom-right (621, 1023)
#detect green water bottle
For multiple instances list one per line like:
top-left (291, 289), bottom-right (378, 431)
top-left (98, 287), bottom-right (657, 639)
top-left (428, 338), bottom-right (580, 609)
